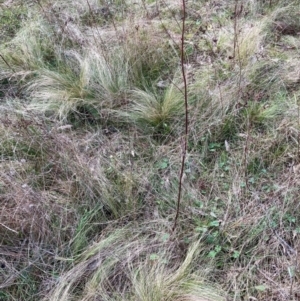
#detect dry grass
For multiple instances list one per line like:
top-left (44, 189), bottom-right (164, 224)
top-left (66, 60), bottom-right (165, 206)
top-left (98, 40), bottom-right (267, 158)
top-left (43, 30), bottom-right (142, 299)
top-left (27, 49), bottom-right (129, 120)
top-left (44, 224), bottom-right (225, 301)
top-left (1, 0), bottom-right (300, 300)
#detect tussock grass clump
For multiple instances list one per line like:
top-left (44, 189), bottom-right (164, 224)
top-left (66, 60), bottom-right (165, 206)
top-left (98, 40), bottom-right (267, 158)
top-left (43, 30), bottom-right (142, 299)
top-left (27, 49), bottom-right (129, 120)
top-left (0, 18), bottom-right (55, 79)
top-left (127, 84), bottom-right (184, 135)
top-left (44, 224), bottom-right (225, 301)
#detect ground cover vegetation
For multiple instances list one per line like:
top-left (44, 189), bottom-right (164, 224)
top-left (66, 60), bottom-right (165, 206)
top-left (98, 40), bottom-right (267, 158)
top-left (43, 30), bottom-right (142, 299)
top-left (0, 0), bottom-right (300, 300)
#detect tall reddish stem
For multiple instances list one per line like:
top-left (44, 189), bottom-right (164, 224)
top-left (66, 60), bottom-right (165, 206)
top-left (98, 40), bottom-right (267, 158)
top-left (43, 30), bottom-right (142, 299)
top-left (173, 0), bottom-right (188, 232)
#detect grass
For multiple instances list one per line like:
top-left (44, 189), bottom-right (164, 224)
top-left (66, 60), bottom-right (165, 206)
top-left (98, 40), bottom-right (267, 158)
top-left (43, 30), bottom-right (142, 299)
top-left (127, 83), bottom-right (184, 135)
top-left (0, 2), bottom-right (27, 43)
top-left (27, 49), bottom-right (130, 120)
top-left (44, 225), bottom-right (225, 301)
top-left (1, 0), bottom-right (300, 300)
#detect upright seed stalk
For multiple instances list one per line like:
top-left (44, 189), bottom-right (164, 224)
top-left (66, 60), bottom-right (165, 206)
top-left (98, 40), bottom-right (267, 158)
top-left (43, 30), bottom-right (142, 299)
top-left (173, 0), bottom-right (188, 232)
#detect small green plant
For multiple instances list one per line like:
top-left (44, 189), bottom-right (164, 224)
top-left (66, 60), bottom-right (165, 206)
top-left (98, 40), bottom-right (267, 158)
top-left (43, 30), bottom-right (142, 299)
top-left (208, 245), bottom-right (222, 258)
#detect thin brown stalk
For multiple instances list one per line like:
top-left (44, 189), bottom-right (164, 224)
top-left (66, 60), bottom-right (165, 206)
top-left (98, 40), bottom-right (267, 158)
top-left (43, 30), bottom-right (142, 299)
top-left (0, 53), bottom-right (15, 73)
top-left (233, 0), bottom-right (240, 59)
top-left (233, 0), bottom-right (243, 100)
top-left (243, 118), bottom-right (251, 194)
top-left (172, 0), bottom-right (188, 232)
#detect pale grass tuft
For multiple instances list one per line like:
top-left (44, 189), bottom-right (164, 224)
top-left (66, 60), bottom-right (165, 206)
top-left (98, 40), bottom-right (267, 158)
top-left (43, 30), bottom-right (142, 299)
top-left (131, 240), bottom-right (225, 301)
top-left (238, 20), bottom-right (267, 66)
top-left (27, 49), bottom-right (129, 120)
top-left (127, 83), bottom-right (184, 131)
top-left (0, 18), bottom-right (53, 79)
top-left (44, 225), bottom-right (225, 301)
